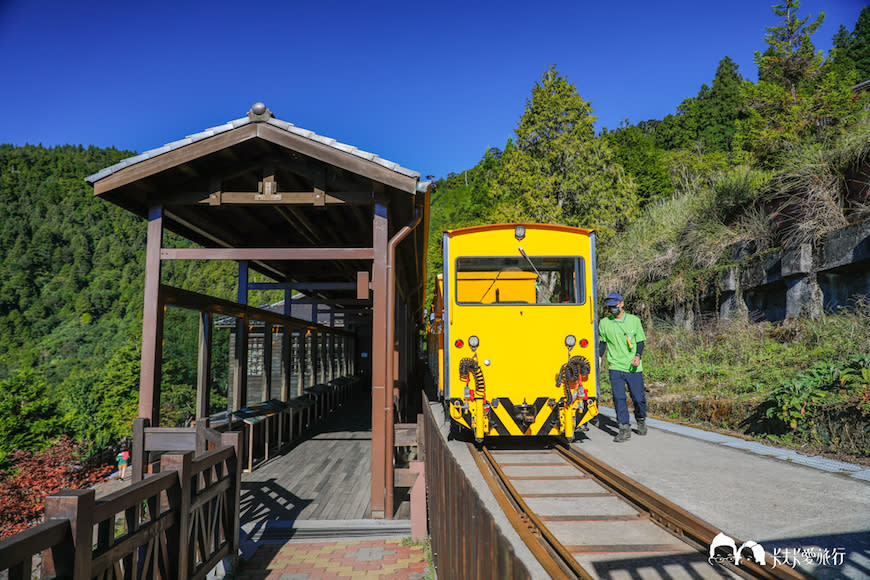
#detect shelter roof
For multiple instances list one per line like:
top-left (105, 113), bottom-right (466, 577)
top-left (86, 103), bottom-right (430, 310)
top-left (86, 108), bottom-right (425, 188)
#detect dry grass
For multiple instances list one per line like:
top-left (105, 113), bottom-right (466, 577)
top-left (600, 164), bottom-right (770, 305)
top-left (768, 120), bottom-right (870, 246)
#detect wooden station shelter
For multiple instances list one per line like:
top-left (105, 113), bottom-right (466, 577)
top-left (86, 103), bottom-right (430, 518)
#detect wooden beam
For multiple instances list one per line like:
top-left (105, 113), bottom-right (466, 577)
top-left (159, 284), bottom-right (352, 335)
top-left (160, 248), bottom-right (374, 261)
top-left (247, 282), bottom-right (357, 291)
top-left (256, 123), bottom-right (418, 194)
top-left (92, 123), bottom-right (259, 195)
top-left (284, 297), bottom-right (371, 305)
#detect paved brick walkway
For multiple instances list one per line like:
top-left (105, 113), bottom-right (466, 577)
top-left (233, 539), bottom-right (431, 579)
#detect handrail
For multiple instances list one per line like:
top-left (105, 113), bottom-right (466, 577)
top-left (0, 519), bottom-right (70, 575)
top-left (92, 471), bottom-right (176, 523)
top-left (0, 431), bottom-right (241, 580)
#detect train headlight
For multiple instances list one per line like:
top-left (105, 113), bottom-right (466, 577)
top-left (454, 339), bottom-right (464, 348)
top-left (579, 338), bottom-right (589, 348)
top-left (514, 225), bottom-right (526, 241)
top-left (468, 335), bottom-right (480, 350)
top-left (565, 335), bottom-right (576, 349)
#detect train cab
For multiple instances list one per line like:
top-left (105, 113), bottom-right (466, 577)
top-left (434, 223), bottom-right (600, 441)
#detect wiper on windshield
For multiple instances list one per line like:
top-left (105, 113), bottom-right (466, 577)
top-left (517, 246), bottom-right (541, 278)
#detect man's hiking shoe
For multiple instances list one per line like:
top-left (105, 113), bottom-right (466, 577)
top-left (613, 424), bottom-right (631, 442)
top-left (637, 419), bottom-right (648, 436)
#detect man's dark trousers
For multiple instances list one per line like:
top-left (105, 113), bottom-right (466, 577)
top-left (609, 369), bottom-right (646, 425)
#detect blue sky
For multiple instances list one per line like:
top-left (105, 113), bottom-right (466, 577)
top-left (0, 0), bottom-right (865, 180)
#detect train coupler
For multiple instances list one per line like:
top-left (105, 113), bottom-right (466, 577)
top-left (513, 403), bottom-right (537, 432)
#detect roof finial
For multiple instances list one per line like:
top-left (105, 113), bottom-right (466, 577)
top-left (248, 102), bottom-right (273, 122)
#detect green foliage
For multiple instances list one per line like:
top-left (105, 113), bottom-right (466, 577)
top-left (0, 144), bottom-right (242, 458)
top-left (847, 6), bottom-right (870, 78)
top-left (425, 147), bottom-right (505, 308)
top-left (654, 57), bottom-right (746, 154)
top-left (756, 0), bottom-right (824, 94)
top-left (646, 309), bottom-right (870, 401)
top-left (737, 2), bottom-right (869, 165)
top-left (488, 65), bottom-right (639, 239)
top-left (762, 354), bottom-right (870, 434)
top-left (63, 340), bottom-right (141, 449)
top-left (0, 369), bottom-right (65, 463)
top-left (603, 124), bottom-right (673, 204)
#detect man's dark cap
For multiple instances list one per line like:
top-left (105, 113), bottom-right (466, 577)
top-left (604, 292), bottom-right (623, 306)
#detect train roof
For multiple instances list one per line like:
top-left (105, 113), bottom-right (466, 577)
top-left (444, 223), bottom-right (595, 237)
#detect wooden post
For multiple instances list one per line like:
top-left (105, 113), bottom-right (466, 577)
top-left (371, 195), bottom-right (388, 518)
top-left (282, 327), bottom-right (291, 402)
top-left (282, 293), bottom-right (292, 403)
top-left (297, 329), bottom-right (306, 398)
top-left (162, 452), bottom-right (193, 580)
top-left (140, 205), bottom-right (165, 425)
top-left (196, 311), bottom-right (212, 420)
top-left (132, 417), bottom-right (149, 483)
top-left (263, 322), bottom-right (273, 401)
top-left (195, 420), bottom-right (208, 454)
top-left (233, 262), bottom-right (249, 411)
top-left (221, 431), bottom-right (242, 574)
top-left (44, 489), bottom-right (96, 580)
top-left (311, 330), bottom-right (318, 386)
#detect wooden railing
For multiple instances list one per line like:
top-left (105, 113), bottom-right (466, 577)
top-left (422, 396), bottom-right (530, 579)
top-left (0, 430), bottom-right (240, 580)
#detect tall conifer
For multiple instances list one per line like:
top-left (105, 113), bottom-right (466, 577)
top-left (489, 65), bottom-right (638, 237)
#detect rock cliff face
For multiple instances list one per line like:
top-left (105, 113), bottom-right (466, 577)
top-left (697, 219), bottom-right (870, 323)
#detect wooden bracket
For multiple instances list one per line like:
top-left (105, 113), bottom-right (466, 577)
top-left (257, 165), bottom-right (282, 201)
top-left (208, 178), bottom-right (222, 206)
top-left (357, 271), bottom-right (370, 299)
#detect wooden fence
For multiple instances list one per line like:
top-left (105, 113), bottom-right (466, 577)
top-left (422, 397), bottom-right (529, 579)
top-left (0, 430), bottom-right (240, 580)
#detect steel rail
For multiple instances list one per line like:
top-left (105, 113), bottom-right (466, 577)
top-left (468, 443), bottom-right (594, 580)
top-left (555, 442), bottom-right (812, 580)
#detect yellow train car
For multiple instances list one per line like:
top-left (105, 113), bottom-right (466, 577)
top-left (435, 223), bottom-right (599, 441)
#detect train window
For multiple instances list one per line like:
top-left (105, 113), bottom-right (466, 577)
top-left (455, 256), bottom-right (585, 305)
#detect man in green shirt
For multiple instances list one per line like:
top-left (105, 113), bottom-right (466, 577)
top-left (598, 292), bottom-right (647, 442)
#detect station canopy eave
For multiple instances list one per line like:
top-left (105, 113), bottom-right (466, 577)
top-left (86, 105), bottom-right (429, 300)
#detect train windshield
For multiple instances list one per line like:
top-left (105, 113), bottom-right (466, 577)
top-left (455, 256), bottom-right (585, 305)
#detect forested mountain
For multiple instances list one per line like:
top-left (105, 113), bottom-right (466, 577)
top-left (0, 146), bottom-right (238, 464)
top-left (1, 2), bottom-right (869, 466)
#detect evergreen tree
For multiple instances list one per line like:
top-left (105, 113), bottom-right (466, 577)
top-left (489, 65), bottom-right (638, 237)
top-left (828, 24), bottom-right (856, 76)
top-left (653, 58), bottom-right (744, 154)
top-left (755, 0), bottom-right (824, 101)
top-left (848, 6), bottom-right (870, 79)
top-left (737, 1), bottom-right (867, 163)
top-left (703, 56), bottom-right (745, 152)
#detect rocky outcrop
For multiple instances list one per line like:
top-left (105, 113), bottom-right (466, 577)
top-left (701, 219), bottom-right (870, 323)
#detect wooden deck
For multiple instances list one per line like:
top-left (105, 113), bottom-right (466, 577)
top-left (239, 389), bottom-right (373, 525)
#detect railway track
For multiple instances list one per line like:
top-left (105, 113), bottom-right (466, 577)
top-left (470, 440), bottom-right (811, 580)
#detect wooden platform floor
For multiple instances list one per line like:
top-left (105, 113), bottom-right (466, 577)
top-left (240, 389), bottom-right (373, 525)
